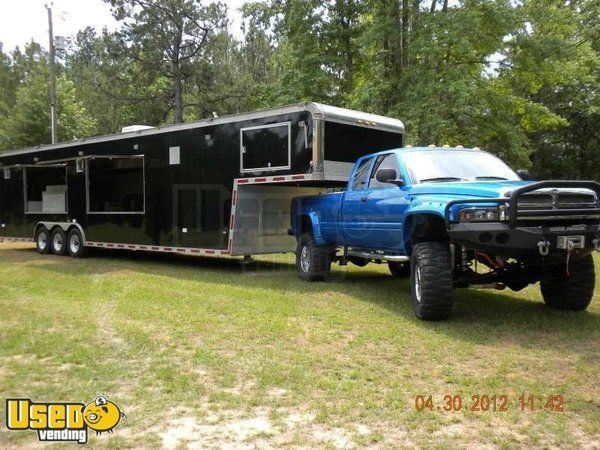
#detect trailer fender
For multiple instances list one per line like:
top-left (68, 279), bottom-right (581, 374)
top-left (34, 222), bottom-right (87, 245)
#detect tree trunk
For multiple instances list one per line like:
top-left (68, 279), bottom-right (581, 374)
top-left (173, 63), bottom-right (183, 124)
top-left (172, 28), bottom-right (184, 124)
top-left (401, 0), bottom-right (409, 69)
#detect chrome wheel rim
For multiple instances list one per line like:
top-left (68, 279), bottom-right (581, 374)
top-left (415, 265), bottom-right (422, 303)
top-left (300, 245), bottom-right (310, 273)
top-left (69, 235), bottom-right (80, 254)
top-left (37, 232), bottom-right (48, 251)
top-left (53, 233), bottom-right (63, 252)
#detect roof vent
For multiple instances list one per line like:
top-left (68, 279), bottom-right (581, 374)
top-left (442, 144), bottom-right (450, 148)
top-left (428, 144), bottom-right (436, 148)
top-left (121, 125), bottom-right (155, 133)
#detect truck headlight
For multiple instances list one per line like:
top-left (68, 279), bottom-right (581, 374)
top-left (458, 207), bottom-right (500, 222)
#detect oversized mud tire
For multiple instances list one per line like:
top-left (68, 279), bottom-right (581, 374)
top-left (296, 233), bottom-right (331, 281)
top-left (410, 241), bottom-right (454, 320)
top-left (540, 253), bottom-right (595, 311)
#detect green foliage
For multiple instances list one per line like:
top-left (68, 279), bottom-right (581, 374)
top-left (0, 0), bottom-right (598, 180)
top-left (0, 62), bottom-right (96, 150)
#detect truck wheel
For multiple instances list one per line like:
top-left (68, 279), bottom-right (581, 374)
top-left (540, 254), bottom-right (595, 311)
top-left (35, 226), bottom-right (51, 254)
top-left (50, 227), bottom-right (67, 256)
top-left (67, 228), bottom-right (87, 258)
top-left (296, 233), bottom-right (331, 281)
top-left (410, 242), bottom-right (454, 320)
top-left (389, 262), bottom-right (410, 277)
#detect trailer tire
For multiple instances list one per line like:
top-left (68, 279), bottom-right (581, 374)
top-left (389, 261), bottom-right (410, 277)
top-left (67, 228), bottom-right (87, 258)
top-left (410, 242), bottom-right (454, 320)
top-left (540, 254), bottom-right (595, 311)
top-left (296, 233), bottom-right (331, 281)
top-left (50, 227), bottom-right (67, 256)
top-left (35, 226), bottom-right (51, 254)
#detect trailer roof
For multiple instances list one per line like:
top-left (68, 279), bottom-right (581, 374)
top-left (0, 102), bottom-right (404, 159)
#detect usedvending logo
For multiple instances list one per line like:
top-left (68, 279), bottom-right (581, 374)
top-left (6, 395), bottom-right (124, 444)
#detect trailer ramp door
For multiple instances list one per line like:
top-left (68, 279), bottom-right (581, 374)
top-left (231, 184), bottom-right (322, 255)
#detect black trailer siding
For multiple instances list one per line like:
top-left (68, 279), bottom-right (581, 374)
top-left (0, 111), bottom-right (313, 249)
top-left (0, 104), bottom-right (404, 253)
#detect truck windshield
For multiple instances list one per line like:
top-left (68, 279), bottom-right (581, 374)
top-left (402, 151), bottom-right (520, 184)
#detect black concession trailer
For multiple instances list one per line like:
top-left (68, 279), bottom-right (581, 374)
top-left (0, 103), bottom-right (404, 258)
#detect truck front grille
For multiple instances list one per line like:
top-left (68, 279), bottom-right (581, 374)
top-left (518, 191), bottom-right (598, 210)
top-left (516, 189), bottom-right (600, 221)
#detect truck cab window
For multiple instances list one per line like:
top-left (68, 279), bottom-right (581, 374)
top-left (369, 153), bottom-right (401, 189)
top-left (351, 157), bottom-right (373, 190)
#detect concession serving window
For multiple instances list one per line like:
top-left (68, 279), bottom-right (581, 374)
top-left (86, 156), bottom-right (145, 214)
top-left (24, 165), bottom-right (68, 214)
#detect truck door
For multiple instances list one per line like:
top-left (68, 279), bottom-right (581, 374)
top-left (360, 153), bottom-right (408, 251)
top-left (340, 156), bottom-right (374, 247)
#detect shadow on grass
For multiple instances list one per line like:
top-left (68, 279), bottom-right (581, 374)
top-left (6, 246), bottom-right (600, 349)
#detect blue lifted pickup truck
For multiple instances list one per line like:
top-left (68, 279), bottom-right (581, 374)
top-left (290, 146), bottom-right (600, 320)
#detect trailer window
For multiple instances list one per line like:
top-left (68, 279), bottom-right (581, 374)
top-left (87, 157), bottom-right (144, 213)
top-left (241, 122), bottom-right (291, 172)
top-left (25, 166), bottom-right (67, 214)
top-left (324, 122), bottom-right (403, 163)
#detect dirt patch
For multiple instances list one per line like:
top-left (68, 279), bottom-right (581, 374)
top-left (152, 407), bottom-right (274, 449)
top-left (140, 404), bottom-right (372, 449)
top-left (312, 425), bottom-right (354, 448)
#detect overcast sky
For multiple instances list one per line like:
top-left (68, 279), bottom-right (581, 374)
top-left (0, 0), bottom-right (248, 53)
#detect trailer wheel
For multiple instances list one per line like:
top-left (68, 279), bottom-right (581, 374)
top-left (410, 242), bottom-right (454, 320)
top-left (296, 233), bottom-right (331, 281)
top-left (540, 253), bottom-right (595, 311)
top-left (50, 227), bottom-right (67, 256)
top-left (35, 226), bottom-right (51, 254)
top-left (388, 261), bottom-right (410, 277)
top-left (67, 228), bottom-right (87, 258)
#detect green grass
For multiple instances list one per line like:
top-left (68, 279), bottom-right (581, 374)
top-left (0, 242), bottom-right (599, 449)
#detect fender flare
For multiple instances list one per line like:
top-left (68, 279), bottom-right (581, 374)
top-left (402, 210), bottom-right (448, 253)
top-left (307, 211), bottom-right (327, 246)
top-left (34, 221), bottom-right (87, 245)
top-left (295, 212), bottom-right (326, 246)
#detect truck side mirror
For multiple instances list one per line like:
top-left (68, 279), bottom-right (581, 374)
top-left (517, 169), bottom-right (533, 181)
top-left (376, 168), bottom-right (404, 186)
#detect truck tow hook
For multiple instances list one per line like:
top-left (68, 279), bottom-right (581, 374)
top-left (537, 240), bottom-right (551, 257)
